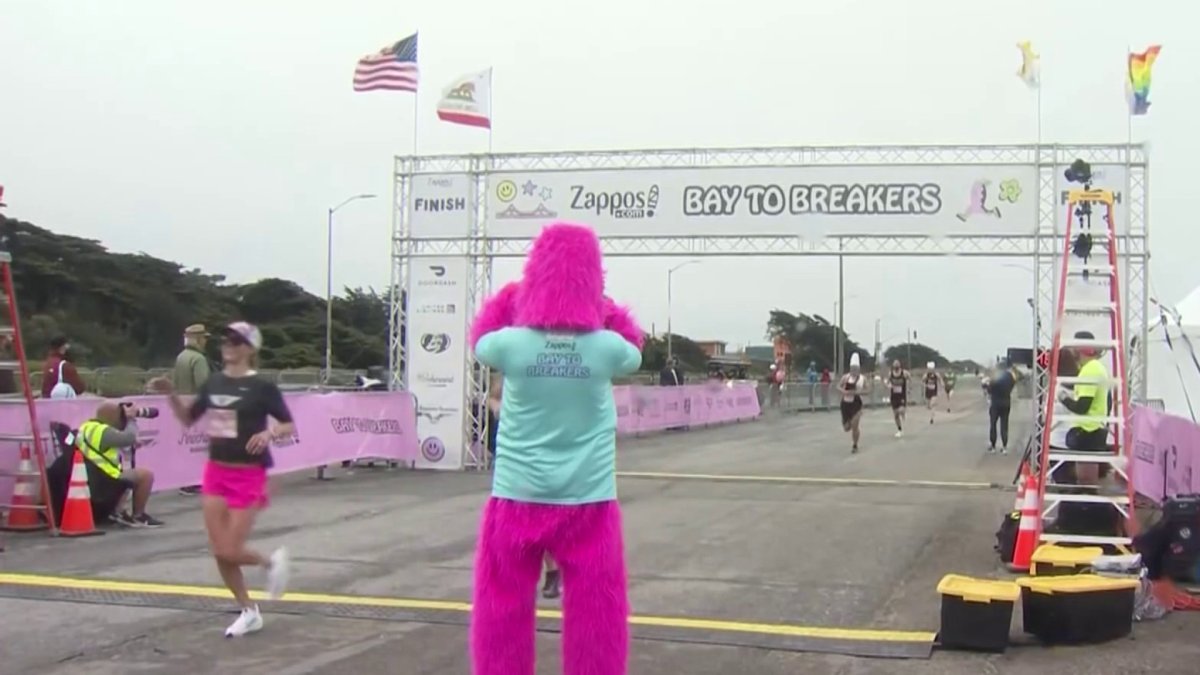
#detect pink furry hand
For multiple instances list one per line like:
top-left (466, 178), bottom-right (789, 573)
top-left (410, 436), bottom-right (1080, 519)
top-left (602, 296), bottom-right (645, 349)
top-left (470, 282), bottom-right (521, 348)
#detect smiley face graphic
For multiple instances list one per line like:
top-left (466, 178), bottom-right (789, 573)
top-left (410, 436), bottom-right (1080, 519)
top-left (495, 179), bottom-right (517, 203)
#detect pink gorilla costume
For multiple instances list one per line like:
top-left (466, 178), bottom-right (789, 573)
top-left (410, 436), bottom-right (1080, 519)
top-left (468, 222), bottom-right (644, 675)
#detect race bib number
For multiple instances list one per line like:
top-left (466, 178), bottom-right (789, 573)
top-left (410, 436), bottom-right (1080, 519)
top-left (206, 409), bottom-right (238, 439)
top-left (892, 385), bottom-right (903, 393)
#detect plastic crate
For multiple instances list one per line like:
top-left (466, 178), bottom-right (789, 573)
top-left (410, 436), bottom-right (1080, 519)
top-left (1031, 544), bottom-right (1103, 576)
top-left (936, 574), bottom-right (1020, 652)
top-left (1017, 574), bottom-right (1138, 644)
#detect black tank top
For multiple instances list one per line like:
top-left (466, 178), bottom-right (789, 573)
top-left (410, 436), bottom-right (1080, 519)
top-left (889, 372), bottom-right (907, 395)
top-left (924, 373), bottom-right (938, 391)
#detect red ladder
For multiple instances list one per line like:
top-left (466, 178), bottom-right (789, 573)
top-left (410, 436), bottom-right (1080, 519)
top-left (0, 251), bottom-right (58, 540)
top-left (1035, 188), bottom-right (1134, 549)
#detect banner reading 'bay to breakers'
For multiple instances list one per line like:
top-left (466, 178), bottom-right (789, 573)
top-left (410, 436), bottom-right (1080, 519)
top-left (486, 165), bottom-right (1038, 238)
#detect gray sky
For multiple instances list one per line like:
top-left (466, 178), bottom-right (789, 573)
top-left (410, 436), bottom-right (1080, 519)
top-left (1, 0), bottom-right (1191, 364)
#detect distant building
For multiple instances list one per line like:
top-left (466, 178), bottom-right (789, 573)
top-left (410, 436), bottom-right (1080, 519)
top-left (695, 340), bottom-right (727, 358)
top-left (744, 345), bottom-right (776, 364)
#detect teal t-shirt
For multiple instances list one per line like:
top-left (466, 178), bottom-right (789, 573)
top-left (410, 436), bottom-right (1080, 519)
top-left (474, 327), bottom-right (643, 504)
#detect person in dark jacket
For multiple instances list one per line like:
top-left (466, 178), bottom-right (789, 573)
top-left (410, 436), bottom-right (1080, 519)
top-left (659, 357), bottom-right (684, 386)
top-left (41, 336), bottom-right (86, 398)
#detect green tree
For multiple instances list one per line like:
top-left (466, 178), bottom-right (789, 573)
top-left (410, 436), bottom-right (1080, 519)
top-left (765, 309), bottom-right (873, 371)
top-left (0, 216), bottom-right (392, 371)
top-left (884, 343), bottom-right (947, 369)
top-left (640, 334), bottom-right (708, 373)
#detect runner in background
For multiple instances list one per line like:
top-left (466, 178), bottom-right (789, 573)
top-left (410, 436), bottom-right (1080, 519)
top-left (943, 370), bottom-right (957, 413)
top-left (887, 360), bottom-right (909, 439)
top-left (923, 362), bottom-right (941, 425)
top-left (542, 554), bottom-right (561, 599)
top-left (839, 353), bottom-right (865, 453)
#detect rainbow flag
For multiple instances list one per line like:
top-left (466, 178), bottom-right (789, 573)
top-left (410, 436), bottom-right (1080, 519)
top-left (1127, 45), bottom-right (1162, 115)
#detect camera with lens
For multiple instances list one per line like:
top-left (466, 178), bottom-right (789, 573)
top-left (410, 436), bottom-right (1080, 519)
top-left (120, 402), bottom-right (160, 419)
top-left (1063, 159), bottom-right (1093, 187)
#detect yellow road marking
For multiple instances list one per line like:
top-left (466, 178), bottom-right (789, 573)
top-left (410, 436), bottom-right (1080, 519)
top-left (617, 470), bottom-right (997, 490)
top-left (0, 573), bottom-right (934, 643)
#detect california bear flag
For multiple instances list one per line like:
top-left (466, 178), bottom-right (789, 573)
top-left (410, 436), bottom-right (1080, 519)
top-left (436, 69), bottom-right (492, 129)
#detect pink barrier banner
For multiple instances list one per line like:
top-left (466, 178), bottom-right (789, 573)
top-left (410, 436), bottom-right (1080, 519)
top-left (0, 391), bottom-right (419, 502)
top-left (615, 382), bottom-right (761, 435)
top-left (1131, 405), bottom-right (1200, 503)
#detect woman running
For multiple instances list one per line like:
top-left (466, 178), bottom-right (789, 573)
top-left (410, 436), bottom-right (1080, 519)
top-left (923, 362), bottom-right (940, 424)
top-left (887, 360), bottom-right (909, 438)
top-left (839, 353), bottom-right (865, 453)
top-left (151, 322), bottom-right (293, 637)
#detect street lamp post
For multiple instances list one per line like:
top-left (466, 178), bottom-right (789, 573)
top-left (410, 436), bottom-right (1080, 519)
top-left (666, 260), bottom-right (700, 362)
top-left (325, 193), bottom-right (377, 384)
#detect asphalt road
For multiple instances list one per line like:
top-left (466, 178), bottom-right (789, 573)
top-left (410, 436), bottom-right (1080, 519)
top-left (1, 391), bottom-right (1197, 674)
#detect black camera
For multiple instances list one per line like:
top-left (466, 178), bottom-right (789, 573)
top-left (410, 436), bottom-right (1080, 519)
top-left (1064, 159), bottom-right (1093, 187)
top-left (121, 402), bottom-right (160, 419)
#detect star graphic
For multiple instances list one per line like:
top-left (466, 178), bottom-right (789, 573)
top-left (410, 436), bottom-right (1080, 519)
top-left (521, 180), bottom-right (537, 196)
top-left (539, 186), bottom-right (553, 200)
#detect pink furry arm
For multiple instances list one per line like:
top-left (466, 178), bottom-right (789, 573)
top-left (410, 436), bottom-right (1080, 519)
top-left (470, 282), bottom-right (520, 349)
top-left (602, 296), bottom-right (645, 350)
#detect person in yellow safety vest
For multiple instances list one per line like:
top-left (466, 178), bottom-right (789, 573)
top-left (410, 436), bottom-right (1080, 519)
top-left (1056, 331), bottom-right (1112, 486)
top-left (76, 402), bottom-right (164, 528)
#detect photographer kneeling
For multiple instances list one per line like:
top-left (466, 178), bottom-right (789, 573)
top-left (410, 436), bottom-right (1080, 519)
top-left (77, 401), bottom-right (164, 528)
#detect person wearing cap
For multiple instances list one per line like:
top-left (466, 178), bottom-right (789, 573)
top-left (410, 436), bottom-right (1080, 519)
top-left (174, 324), bottom-right (212, 496)
top-left (150, 322), bottom-right (294, 638)
top-left (839, 352), bottom-right (865, 453)
top-left (922, 361), bottom-right (942, 425)
top-left (1057, 330), bottom-right (1111, 485)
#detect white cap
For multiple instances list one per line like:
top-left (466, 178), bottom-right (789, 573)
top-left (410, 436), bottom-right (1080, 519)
top-left (849, 353), bottom-right (861, 368)
top-left (926, 361), bottom-right (935, 370)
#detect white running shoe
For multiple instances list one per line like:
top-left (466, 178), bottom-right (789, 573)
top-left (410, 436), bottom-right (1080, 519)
top-left (225, 605), bottom-right (263, 638)
top-left (894, 430), bottom-right (903, 439)
top-left (267, 547), bottom-right (290, 600)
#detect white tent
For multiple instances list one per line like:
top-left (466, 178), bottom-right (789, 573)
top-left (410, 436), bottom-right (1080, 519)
top-left (1143, 285), bottom-right (1200, 422)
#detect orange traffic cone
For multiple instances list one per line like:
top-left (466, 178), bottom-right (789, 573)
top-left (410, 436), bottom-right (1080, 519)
top-left (2, 445), bottom-right (48, 531)
top-left (59, 449), bottom-right (103, 537)
top-left (1008, 473), bottom-right (1041, 572)
top-left (1012, 462), bottom-right (1029, 511)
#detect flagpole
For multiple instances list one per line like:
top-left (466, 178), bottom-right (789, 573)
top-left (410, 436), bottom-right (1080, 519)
top-left (413, 87), bottom-right (420, 156)
top-left (1126, 44), bottom-right (1133, 157)
top-left (487, 67), bottom-right (494, 155)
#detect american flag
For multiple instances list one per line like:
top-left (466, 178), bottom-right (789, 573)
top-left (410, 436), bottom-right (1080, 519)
top-left (353, 33), bottom-right (418, 93)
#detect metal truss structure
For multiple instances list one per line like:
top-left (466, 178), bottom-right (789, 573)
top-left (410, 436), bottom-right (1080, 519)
top-left (389, 143), bottom-right (1150, 471)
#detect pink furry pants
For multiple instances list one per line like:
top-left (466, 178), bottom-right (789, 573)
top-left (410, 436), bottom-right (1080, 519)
top-left (470, 497), bottom-right (629, 675)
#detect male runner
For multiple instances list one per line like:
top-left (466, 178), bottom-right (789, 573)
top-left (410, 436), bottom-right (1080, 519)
top-left (887, 360), bottom-right (909, 438)
top-left (943, 370), bottom-right (957, 413)
top-left (923, 362), bottom-right (941, 424)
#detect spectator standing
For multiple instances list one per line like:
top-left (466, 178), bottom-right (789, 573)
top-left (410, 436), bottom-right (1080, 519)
top-left (174, 324), bottom-right (212, 496)
top-left (41, 336), bottom-right (86, 398)
top-left (819, 368), bottom-right (832, 408)
top-left (659, 357), bottom-right (684, 386)
top-left (806, 362), bottom-right (818, 406)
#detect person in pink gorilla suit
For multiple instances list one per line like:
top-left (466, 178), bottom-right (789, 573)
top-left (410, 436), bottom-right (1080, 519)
top-left (468, 222), bottom-right (644, 675)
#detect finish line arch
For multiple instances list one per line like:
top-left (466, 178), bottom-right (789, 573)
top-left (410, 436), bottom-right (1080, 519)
top-left (388, 143), bottom-right (1149, 471)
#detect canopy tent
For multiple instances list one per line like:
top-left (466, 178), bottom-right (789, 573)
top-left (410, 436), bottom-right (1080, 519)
top-left (1143, 285), bottom-right (1200, 422)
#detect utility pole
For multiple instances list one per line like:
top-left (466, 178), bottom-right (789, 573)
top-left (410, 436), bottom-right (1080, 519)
top-left (874, 318), bottom-right (881, 372)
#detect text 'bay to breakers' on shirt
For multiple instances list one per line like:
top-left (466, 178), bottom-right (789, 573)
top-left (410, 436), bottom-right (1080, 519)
top-left (474, 327), bottom-right (642, 505)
